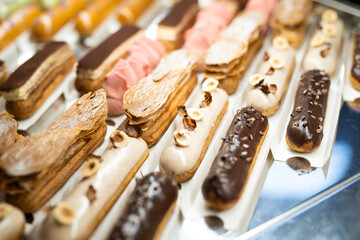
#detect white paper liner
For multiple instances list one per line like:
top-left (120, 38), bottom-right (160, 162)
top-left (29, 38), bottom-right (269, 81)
top-left (342, 29), bottom-right (360, 102)
top-left (0, 67), bottom-right (77, 130)
top-left (270, 19), bottom-right (346, 168)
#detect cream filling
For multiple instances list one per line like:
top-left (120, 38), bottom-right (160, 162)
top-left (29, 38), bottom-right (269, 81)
top-left (246, 46), bottom-right (296, 111)
top-left (0, 206), bottom-right (25, 240)
top-left (41, 136), bottom-right (148, 240)
top-left (78, 30), bottom-right (144, 80)
top-left (159, 88), bottom-right (228, 175)
top-left (302, 20), bottom-right (344, 76)
top-left (0, 46), bottom-right (75, 101)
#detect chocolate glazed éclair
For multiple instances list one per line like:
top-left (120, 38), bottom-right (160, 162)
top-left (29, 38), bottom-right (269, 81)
top-left (202, 106), bottom-right (268, 211)
top-left (286, 70), bottom-right (330, 152)
top-left (108, 172), bottom-right (178, 240)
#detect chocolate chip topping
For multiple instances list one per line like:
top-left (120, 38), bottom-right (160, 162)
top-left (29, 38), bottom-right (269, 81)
top-left (202, 107), bottom-right (268, 206)
top-left (0, 42), bottom-right (67, 91)
top-left (159, 0), bottom-right (198, 27)
top-left (78, 25), bottom-right (141, 70)
top-left (286, 70), bottom-right (330, 151)
top-left (351, 33), bottom-right (360, 82)
top-left (109, 172), bottom-right (178, 240)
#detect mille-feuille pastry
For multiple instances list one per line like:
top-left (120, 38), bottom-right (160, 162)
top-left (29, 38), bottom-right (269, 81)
top-left (0, 3), bottom-right (41, 51)
top-left (75, 25), bottom-right (143, 94)
top-left (41, 130), bottom-right (149, 240)
top-left (160, 79), bottom-right (228, 182)
top-left (202, 106), bottom-right (269, 211)
top-left (32, 0), bottom-right (87, 42)
top-left (270, 0), bottom-right (312, 48)
top-left (303, 9), bottom-right (344, 77)
top-left (123, 49), bottom-right (198, 147)
top-left (0, 60), bottom-right (9, 85)
top-left (117, 0), bottom-right (154, 24)
top-left (286, 70), bottom-right (330, 153)
top-left (157, 0), bottom-right (199, 52)
top-left (246, 36), bottom-right (296, 116)
top-left (0, 41), bottom-right (77, 120)
top-left (350, 32), bottom-right (360, 91)
top-left (75, 0), bottom-right (121, 37)
top-left (204, 11), bottom-right (265, 94)
top-left (0, 89), bottom-right (107, 213)
top-left (0, 113), bottom-right (22, 156)
top-left (0, 203), bottom-right (25, 240)
top-left (184, 1), bottom-right (236, 54)
top-left (104, 37), bottom-right (165, 116)
top-left (108, 172), bottom-right (178, 240)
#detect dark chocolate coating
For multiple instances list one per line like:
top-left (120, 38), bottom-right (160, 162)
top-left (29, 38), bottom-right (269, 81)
top-left (202, 106), bottom-right (268, 206)
top-left (78, 25), bottom-right (141, 70)
top-left (286, 70), bottom-right (330, 151)
top-left (108, 172), bottom-right (178, 240)
top-left (351, 33), bottom-right (360, 82)
top-left (159, 0), bottom-right (197, 27)
top-left (0, 42), bottom-right (66, 91)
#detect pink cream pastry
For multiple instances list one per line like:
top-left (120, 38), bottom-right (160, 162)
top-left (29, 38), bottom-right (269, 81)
top-left (184, 1), bottom-right (236, 54)
top-left (245, 0), bottom-right (277, 29)
top-left (103, 37), bottom-right (165, 116)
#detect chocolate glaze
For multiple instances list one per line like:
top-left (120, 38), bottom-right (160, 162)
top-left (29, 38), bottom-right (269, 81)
top-left (286, 70), bottom-right (330, 151)
top-left (108, 172), bottom-right (178, 240)
top-left (351, 33), bottom-right (360, 82)
top-left (78, 25), bottom-right (141, 70)
top-left (159, 0), bottom-right (197, 27)
top-left (0, 42), bottom-right (66, 91)
top-left (202, 106), bottom-right (268, 206)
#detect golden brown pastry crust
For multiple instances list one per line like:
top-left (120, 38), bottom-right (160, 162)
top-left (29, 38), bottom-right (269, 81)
top-left (0, 113), bottom-right (20, 156)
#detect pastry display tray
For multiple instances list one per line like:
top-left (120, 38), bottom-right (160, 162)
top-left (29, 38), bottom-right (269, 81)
top-left (1, 0), bottom-right (360, 239)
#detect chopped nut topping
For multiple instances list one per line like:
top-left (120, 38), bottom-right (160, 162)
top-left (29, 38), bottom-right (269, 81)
top-left (200, 92), bottom-right (212, 108)
top-left (263, 51), bottom-right (270, 61)
top-left (110, 130), bottom-right (129, 148)
top-left (187, 108), bottom-right (204, 121)
top-left (53, 202), bottom-right (75, 225)
top-left (86, 185), bottom-right (97, 203)
top-left (173, 130), bottom-right (190, 147)
top-left (183, 117), bottom-right (197, 131)
top-left (125, 124), bottom-right (142, 138)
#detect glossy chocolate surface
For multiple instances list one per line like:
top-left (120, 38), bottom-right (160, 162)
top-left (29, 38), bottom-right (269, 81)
top-left (108, 172), bottom-right (178, 240)
top-left (0, 42), bottom-right (66, 91)
top-left (202, 106), bottom-right (268, 205)
top-left (78, 25), bottom-right (140, 70)
top-left (159, 0), bottom-right (197, 27)
top-left (286, 70), bottom-right (330, 150)
top-left (351, 33), bottom-right (360, 82)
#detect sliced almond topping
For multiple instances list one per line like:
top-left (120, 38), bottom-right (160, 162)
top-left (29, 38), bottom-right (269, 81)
top-left (110, 130), bottom-right (129, 148)
top-left (82, 157), bottom-right (100, 178)
top-left (53, 202), bottom-right (75, 225)
top-left (202, 78), bottom-right (219, 92)
top-left (322, 9), bottom-right (338, 23)
top-left (269, 57), bottom-right (285, 69)
top-left (322, 24), bottom-right (336, 37)
top-left (311, 35), bottom-right (325, 47)
top-left (249, 74), bottom-right (265, 86)
top-left (0, 203), bottom-right (13, 219)
top-left (272, 36), bottom-right (289, 51)
top-left (173, 130), bottom-right (190, 147)
top-left (187, 108), bottom-right (204, 121)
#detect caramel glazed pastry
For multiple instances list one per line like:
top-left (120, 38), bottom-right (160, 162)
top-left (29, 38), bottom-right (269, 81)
top-left (270, 0), bottom-right (313, 48)
top-left (157, 0), bottom-right (199, 52)
top-left (303, 9), bottom-right (344, 77)
top-left (0, 89), bottom-right (107, 213)
top-left (204, 11), bottom-right (265, 94)
top-left (42, 129), bottom-right (149, 240)
top-left (0, 60), bottom-right (9, 86)
top-left (0, 203), bottom-right (25, 240)
top-left (0, 112), bottom-right (22, 156)
top-left (123, 49), bottom-right (198, 147)
top-left (108, 172), bottom-right (178, 240)
top-left (202, 106), bottom-right (269, 211)
top-left (160, 78), bottom-right (229, 182)
top-left (286, 70), bottom-right (330, 153)
top-left (0, 41), bottom-right (77, 120)
top-left (350, 32), bottom-right (360, 91)
top-left (246, 36), bottom-right (296, 116)
top-left (75, 25), bottom-right (143, 94)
